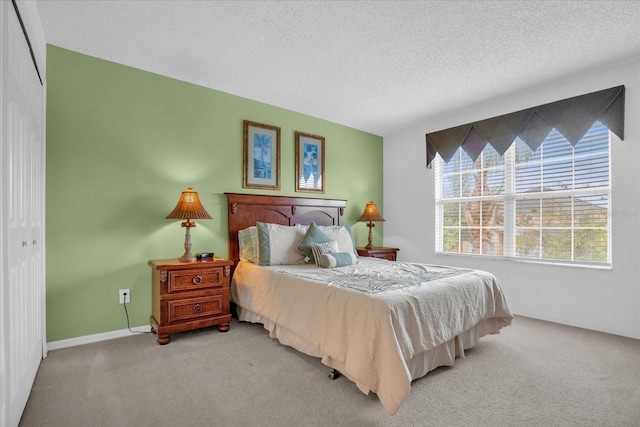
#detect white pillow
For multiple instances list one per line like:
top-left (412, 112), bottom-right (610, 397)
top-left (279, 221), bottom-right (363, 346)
top-left (238, 226), bottom-right (258, 263)
top-left (317, 225), bottom-right (357, 258)
top-left (256, 222), bottom-right (307, 266)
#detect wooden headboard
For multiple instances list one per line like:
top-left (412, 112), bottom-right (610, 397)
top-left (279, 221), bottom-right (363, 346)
top-left (225, 193), bottom-right (347, 271)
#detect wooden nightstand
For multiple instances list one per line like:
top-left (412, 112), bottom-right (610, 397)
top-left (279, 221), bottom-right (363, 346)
top-left (148, 258), bottom-right (233, 345)
top-left (357, 247), bottom-right (399, 261)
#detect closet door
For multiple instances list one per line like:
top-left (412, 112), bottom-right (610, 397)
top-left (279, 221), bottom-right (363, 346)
top-left (0, 1), bottom-right (45, 426)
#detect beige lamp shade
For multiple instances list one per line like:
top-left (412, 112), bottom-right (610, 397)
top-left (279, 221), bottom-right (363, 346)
top-left (357, 201), bottom-right (385, 223)
top-left (166, 187), bottom-right (212, 221)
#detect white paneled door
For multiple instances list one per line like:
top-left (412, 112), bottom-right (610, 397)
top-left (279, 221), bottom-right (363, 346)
top-left (1, 1), bottom-right (46, 426)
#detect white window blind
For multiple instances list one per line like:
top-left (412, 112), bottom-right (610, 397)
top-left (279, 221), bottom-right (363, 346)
top-left (435, 121), bottom-right (611, 266)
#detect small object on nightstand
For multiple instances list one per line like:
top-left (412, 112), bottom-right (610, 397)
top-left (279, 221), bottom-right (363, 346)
top-left (196, 252), bottom-right (214, 260)
top-left (148, 257), bottom-right (233, 345)
top-left (357, 246), bottom-right (399, 261)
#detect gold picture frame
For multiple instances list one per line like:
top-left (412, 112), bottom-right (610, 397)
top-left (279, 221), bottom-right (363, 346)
top-left (295, 131), bottom-right (325, 193)
top-left (243, 120), bottom-right (281, 190)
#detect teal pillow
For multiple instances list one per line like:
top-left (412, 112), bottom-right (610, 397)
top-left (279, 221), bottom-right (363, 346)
top-left (296, 222), bottom-right (332, 263)
top-left (318, 252), bottom-right (357, 268)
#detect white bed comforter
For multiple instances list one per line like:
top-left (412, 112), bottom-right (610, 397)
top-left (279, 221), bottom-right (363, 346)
top-left (231, 257), bottom-right (512, 415)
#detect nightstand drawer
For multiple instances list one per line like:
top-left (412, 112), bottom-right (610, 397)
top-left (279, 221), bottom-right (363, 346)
top-left (357, 247), bottom-right (399, 261)
top-left (168, 268), bottom-right (224, 293)
top-left (371, 253), bottom-right (396, 261)
top-left (167, 294), bottom-right (227, 323)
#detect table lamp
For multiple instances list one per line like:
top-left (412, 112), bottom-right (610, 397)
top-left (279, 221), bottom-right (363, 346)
top-left (357, 201), bottom-right (385, 250)
top-left (166, 187), bottom-right (212, 262)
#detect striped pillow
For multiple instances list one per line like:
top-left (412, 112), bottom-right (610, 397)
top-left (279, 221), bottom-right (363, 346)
top-left (310, 240), bottom-right (339, 266)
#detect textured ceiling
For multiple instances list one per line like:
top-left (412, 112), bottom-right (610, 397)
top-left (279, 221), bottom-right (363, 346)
top-left (35, 0), bottom-right (640, 137)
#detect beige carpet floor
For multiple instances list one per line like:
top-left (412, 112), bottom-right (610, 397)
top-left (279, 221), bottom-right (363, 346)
top-left (19, 316), bottom-right (640, 427)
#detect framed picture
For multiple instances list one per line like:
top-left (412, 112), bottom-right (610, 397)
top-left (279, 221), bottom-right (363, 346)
top-left (295, 131), bottom-right (325, 193)
top-left (243, 120), bottom-right (281, 190)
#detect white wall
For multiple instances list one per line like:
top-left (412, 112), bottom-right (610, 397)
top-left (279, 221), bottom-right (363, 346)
top-left (383, 57), bottom-right (640, 339)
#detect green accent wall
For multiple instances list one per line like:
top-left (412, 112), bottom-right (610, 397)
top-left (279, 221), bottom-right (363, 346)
top-left (45, 46), bottom-right (383, 342)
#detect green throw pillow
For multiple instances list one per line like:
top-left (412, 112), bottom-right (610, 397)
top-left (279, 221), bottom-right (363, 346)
top-left (296, 222), bottom-right (332, 263)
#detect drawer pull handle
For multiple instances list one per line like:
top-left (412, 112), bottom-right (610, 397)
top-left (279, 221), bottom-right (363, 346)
top-left (193, 303), bottom-right (203, 313)
top-left (192, 275), bottom-right (203, 285)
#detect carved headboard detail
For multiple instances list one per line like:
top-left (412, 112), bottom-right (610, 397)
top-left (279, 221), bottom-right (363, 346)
top-left (225, 193), bottom-right (347, 273)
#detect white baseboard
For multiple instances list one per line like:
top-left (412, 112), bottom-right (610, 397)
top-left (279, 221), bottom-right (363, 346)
top-left (513, 310), bottom-right (640, 340)
top-left (46, 325), bottom-right (152, 351)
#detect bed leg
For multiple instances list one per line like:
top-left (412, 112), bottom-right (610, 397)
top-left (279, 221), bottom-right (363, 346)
top-left (328, 369), bottom-right (341, 380)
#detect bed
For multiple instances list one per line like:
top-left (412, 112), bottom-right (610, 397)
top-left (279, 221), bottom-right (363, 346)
top-left (225, 193), bottom-right (512, 415)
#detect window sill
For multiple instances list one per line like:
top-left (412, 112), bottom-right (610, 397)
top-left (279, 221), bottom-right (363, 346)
top-left (435, 252), bottom-right (612, 271)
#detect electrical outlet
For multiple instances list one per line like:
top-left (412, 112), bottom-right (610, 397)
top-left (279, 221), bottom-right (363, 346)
top-left (119, 289), bottom-right (130, 304)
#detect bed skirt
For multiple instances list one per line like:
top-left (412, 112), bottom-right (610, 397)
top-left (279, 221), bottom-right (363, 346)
top-left (236, 305), bottom-right (504, 393)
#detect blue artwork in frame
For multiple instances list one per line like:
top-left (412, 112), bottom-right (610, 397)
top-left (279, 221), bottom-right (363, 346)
top-left (295, 131), bottom-right (325, 193)
top-left (302, 142), bottom-right (318, 184)
top-left (253, 133), bottom-right (272, 179)
top-left (243, 120), bottom-right (281, 190)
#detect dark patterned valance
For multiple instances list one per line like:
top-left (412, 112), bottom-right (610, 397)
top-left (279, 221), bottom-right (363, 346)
top-left (426, 86), bottom-right (625, 167)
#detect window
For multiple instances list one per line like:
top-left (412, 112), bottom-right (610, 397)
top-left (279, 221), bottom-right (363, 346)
top-left (435, 121), bottom-right (611, 266)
